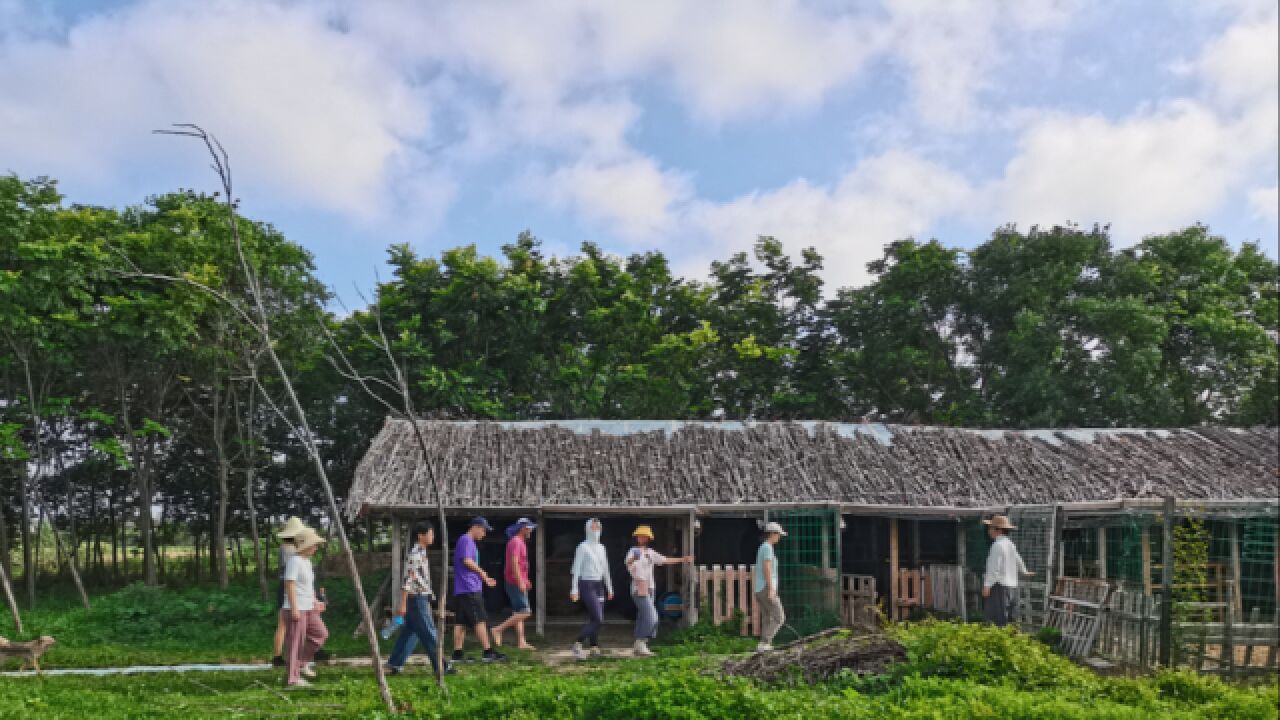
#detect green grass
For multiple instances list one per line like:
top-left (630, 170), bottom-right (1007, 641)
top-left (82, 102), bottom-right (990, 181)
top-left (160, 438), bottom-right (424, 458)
top-left (2, 584), bottom-right (1277, 719)
top-left (0, 577), bottom-right (377, 667)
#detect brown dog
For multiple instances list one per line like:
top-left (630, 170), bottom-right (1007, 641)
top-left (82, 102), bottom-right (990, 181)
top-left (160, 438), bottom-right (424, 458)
top-left (0, 635), bottom-right (57, 673)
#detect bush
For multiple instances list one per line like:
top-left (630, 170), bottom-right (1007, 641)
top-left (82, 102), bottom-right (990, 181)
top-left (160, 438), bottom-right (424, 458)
top-left (891, 620), bottom-right (1098, 690)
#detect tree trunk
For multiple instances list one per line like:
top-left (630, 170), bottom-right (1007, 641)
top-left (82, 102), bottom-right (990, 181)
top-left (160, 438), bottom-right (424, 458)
top-left (40, 502), bottom-right (89, 609)
top-left (211, 388), bottom-right (231, 590)
top-left (245, 461), bottom-right (268, 602)
top-left (109, 491), bottom-right (119, 581)
top-left (20, 465), bottom-right (34, 608)
top-left (0, 504), bottom-right (22, 633)
top-left (0, 555), bottom-right (21, 634)
top-left (137, 465), bottom-right (158, 586)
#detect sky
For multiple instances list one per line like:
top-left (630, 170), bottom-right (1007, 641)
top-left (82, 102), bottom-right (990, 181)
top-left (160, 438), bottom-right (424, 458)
top-left (1, 0), bottom-right (1276, 302)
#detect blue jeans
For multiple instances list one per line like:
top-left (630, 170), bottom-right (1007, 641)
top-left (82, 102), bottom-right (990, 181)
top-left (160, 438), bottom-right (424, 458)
top-left (388, 594), bottom-right (441, 673)
top-left (633, 592), bottom-right (659, 640)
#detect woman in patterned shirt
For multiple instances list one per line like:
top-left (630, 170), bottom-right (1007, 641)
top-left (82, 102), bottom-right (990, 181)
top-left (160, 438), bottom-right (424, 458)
top-left (387, 520), bottom-right (453, 677)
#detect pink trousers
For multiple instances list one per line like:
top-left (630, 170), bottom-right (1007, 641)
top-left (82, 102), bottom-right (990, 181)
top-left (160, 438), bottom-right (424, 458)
top-left (281, 607), bottom-right (328, 684)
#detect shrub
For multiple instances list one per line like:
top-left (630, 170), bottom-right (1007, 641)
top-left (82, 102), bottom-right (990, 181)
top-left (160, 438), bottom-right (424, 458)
top-left (891, 620), bottom-right (1098, 690)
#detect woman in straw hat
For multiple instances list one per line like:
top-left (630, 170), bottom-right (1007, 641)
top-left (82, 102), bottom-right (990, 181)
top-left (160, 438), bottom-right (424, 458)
top-left (272, 517), bottom-right (306, 667)
top-left (282, 527), bottom-right (329, 687)
top-left (981, 515), bottom-right (1034, 627)
top-left (624, 524), bottom-right (693, 657)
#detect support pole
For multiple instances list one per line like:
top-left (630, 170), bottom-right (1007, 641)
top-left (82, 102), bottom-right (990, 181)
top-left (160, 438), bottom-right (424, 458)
top-left (390, 516), bottom-right (402, 598)
top-left (956, 520), bottom-right (967, 622)
top-left (1097, 527), bottom-right (1107, 580)
top-left (1228, 521), bottom-right (1242, 615)
top-left (535, 510), bottom-right (546, 638)
top-left (1159, 496), bottom-right (1175, 667)
top-left (684, 508), bottom-right (696, 626)
top-left (1141, 525), bottom-right (1153, 595)
top-left (889, 518), bottom-right (900, 622)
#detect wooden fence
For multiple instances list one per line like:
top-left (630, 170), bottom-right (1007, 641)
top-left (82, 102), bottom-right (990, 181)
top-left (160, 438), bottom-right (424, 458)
top-left (842, 574), bottom-right (877, 627)
top-left (696, 565), bottom-right (760, 636)
top-left (1089, 580), bottom-right (1279, 677)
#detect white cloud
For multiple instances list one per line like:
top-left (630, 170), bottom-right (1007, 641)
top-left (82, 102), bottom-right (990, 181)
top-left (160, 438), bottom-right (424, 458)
top-left (683, 151), bottom-right (973, 286)
top-left (883, 0), bottom-right (1083, 128)
top-left (0, 0), bottom-right (435, 222)
top-left (1249, 186), bottom-right (1278, 223)
top-left (536, 155), bottom-right (692, 241)
top-left (994, 102), bottom-right (1245, 234)
top-left (992, 2), bottom-right (1277, 240)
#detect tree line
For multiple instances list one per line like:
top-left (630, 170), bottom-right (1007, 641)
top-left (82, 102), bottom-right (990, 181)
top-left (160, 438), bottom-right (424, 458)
top-left (2, 174), bottom-right (1277, 608)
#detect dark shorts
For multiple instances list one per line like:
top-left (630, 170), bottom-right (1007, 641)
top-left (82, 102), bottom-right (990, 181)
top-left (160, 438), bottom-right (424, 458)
top-left (505, 583), bottom-right (530, 613)
top-left (456, 591), bottom-right (488, 627)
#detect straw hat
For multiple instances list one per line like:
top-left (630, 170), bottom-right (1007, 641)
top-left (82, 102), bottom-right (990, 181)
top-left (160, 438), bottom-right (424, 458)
top-left (983, 515), bottom-right (1017, 530)
top-left (278, 516), bottom-right (306, 540)
top-left (293, 527), bottom-right (327, 553)
top-left (632, 525), bottom-right (655, 540)
top-left (763, 521), bottom-right (788, 536)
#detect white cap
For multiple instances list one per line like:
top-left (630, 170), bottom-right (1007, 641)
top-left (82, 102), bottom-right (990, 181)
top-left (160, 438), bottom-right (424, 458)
top-left (763, 521), bottom-right (788, 536)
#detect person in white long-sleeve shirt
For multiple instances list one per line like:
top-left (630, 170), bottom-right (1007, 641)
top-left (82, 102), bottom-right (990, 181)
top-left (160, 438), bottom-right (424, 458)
top-left (982, 515), bottom-right (1034, 627)
top-left (569, 518), bottom-right (613, 660)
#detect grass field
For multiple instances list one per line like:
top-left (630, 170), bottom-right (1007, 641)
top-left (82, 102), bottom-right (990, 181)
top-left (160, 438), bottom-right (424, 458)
top-left (2, 581), bottom-right (1277, 719)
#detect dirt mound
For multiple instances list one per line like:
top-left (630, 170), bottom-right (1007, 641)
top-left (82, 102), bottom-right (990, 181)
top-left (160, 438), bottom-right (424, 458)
top-left (722, 628), bottom-right (906, 684)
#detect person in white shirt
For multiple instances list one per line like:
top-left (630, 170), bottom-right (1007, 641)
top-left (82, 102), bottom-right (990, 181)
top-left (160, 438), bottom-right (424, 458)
top-left (282, 527), bottom-right (329, 687)
top-left (624, 524), bottom-right (693, 657)
top-left (569, 518), bottom-right (612, 660)
top-left (982, 515), bottom-right (1034, 627)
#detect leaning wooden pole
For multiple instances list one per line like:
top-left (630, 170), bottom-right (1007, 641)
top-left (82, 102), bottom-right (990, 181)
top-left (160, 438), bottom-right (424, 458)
top-left (157, 125), bottom-right (394, 712)
top-left (0, 554), bottom-right (21, 634)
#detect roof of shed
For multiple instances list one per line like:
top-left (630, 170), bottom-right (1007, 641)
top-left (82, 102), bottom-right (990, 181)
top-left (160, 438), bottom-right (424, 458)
top-left (346, 420), bottom-right (1279, 518)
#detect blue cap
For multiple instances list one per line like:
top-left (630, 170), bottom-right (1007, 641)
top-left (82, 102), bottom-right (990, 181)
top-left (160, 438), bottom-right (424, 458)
top-left (470, 516), bottom-right (494, 531)
top-left (505, 517), bottom-right (537, 538)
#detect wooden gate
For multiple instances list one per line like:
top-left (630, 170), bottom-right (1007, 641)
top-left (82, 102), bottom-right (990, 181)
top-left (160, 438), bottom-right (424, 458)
top-left (1044, 577), bottom-right (1111, 658)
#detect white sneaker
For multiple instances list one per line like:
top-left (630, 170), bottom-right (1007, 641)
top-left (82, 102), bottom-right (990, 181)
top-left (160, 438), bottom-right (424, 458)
top-left (633, 640), bottom-right (654, 657)
top-left (755, 642), bottom-right (773, 653)
top-left (300, 662), bottom-right (316, 678)
top-left (288, 678), bottom-right (312, 688)
top-left (571, 642), bottom-right (588, 661)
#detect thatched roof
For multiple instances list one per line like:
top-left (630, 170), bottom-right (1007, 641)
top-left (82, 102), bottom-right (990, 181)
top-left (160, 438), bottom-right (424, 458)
top-left (346, 420), bottom-right (1279, 518)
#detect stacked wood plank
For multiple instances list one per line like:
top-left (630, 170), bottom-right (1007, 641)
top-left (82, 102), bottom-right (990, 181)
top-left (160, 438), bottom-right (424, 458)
top-left (346, 421), bottom-right (1279, 519)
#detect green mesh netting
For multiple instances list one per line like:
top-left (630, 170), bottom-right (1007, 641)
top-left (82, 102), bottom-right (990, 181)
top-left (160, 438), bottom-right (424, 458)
top-left (771, 507), bottom-right (841, 641)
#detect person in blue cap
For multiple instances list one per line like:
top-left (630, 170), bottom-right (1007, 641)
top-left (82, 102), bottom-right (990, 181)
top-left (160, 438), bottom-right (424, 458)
top-left (450, 516), bottom-right (506, 663)
top-left (492, 517), bottom-right (537, 650)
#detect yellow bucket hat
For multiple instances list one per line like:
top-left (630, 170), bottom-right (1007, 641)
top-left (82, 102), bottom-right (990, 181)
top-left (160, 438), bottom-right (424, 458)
top-left (632, 525), bottom-right (655, 540)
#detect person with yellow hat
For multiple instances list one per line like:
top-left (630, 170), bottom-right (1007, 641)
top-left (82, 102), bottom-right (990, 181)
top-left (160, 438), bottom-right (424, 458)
top-left (624, 524), bottom-right (693, 657)
top-left (282, 527), bottom-right (329, 687)
top-left (271, 517), bottom-right (307, 667)
top-left (981, 515), bottom-right (1034, 627)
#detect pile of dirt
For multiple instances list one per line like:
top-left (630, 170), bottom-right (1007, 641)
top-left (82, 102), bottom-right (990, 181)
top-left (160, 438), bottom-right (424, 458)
top-left (721, 628), bottom-right (906, 684)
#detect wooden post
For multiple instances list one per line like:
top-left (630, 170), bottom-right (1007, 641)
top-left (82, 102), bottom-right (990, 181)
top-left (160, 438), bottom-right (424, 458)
top-left (1141, 525), bottom-right (1153, 595)
top-left (1224, 581), bottom-right (1235, 678)
top-left (889, 518), bottom-right (900, 622)
top-left (390, 515), bottom-right (402, 596)
top-left (956, 520), bottom-right (968, 622)
top-left (684, 508), bottom-right (696, 626)
top-left (1159, 497), bottom-right (1175, 667)
top-left (535, 510), bottom-right (546, 638)
top-left (1228, 521), bottom-right (1243, 615)
top-left (1097, 527), bottom-right (1107, 580)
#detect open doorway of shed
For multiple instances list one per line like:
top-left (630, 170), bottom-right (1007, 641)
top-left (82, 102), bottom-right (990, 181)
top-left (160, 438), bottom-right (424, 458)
top-left (540, 514), bottom-right (692, 627)
top-left (841, 516), bottom-right (961, 602)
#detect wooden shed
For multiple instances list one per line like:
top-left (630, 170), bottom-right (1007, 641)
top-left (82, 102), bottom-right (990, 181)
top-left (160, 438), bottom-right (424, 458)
top-left (347, 420), bottom-right (1278, 649)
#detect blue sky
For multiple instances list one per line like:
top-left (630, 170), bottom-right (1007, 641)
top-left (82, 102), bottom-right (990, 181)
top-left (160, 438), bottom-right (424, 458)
top-left (1, 0), bottom-right (1275, 302)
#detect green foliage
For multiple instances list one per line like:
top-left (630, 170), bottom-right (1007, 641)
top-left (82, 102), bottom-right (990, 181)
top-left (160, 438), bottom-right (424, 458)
top-left (1035, 625), bottom-right (1063, 649)
top-left (3, 620), bottom-right (1276, 719)
top-left (889, 620), bottom-right (1098, 690)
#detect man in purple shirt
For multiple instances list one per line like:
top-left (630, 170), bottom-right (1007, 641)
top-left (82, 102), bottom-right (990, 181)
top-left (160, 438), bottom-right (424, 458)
top-left (451, 517), bottom-right (505, 663)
